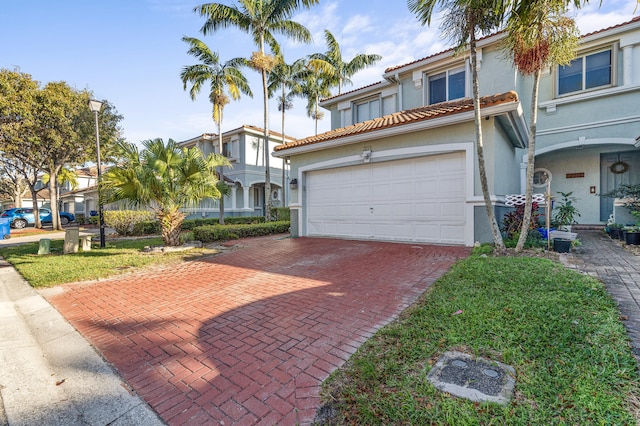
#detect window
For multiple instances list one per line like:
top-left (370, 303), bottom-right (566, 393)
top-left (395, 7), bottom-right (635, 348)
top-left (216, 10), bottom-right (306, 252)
top-left (427, 66), bottom-right (466, 104)
top-left (558, 49), bottom-right (612, 96)
top-left (354, 97), bottom-right (380, 123)
top-left (533, 169), bottom-right (552, 188)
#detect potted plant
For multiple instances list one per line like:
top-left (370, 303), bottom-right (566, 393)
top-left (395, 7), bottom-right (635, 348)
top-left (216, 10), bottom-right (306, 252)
top-left (552, 191), bottom-right (581, 232)
top-left (623, 225), bottom-right (640, 245)
top-left (609, 223), bottom-right (623, 240)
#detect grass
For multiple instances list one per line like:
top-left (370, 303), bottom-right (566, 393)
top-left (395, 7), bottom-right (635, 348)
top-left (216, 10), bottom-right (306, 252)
top-left (319, 254), bottom-right (640, 424)
top-left (0, 237), bottom-right (220, 287)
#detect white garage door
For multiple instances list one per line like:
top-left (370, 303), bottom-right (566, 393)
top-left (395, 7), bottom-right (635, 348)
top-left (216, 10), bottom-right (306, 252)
top-left (306, 152), bottom-right (466, 244)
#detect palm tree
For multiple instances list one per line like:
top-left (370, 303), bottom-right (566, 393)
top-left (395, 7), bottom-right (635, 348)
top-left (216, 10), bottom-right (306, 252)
top-left (299, 62), bottom-right (331, 135)
top-left (409, 0), bottom-right (507, 253)
top-left (101, 138), bottom-right (230, 246)
top-left (309, 29), bottom-right (382, 94)
top-left (195, 0), bottom-right (318, 221)
top-left (505, 1), bottom-right (579, 252)
top-left (180, 36), bottom-right (252, 225)
top-left (268, 55), bottom-right (307, 204)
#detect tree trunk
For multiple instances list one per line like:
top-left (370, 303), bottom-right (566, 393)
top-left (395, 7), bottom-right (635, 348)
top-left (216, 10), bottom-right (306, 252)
top-left (515, 68), bottom-right (541, 252)
top-left (262, 67), bottom-right (272, 221)
top-left (470, 32), bottom-right (506, 253)
top-left (48, 167), bottom-right (62, 230)
top-left (281, 84), bottom-right (286, 207)
top-left (28, 187), bottom-right (41, 228)
top-left (160, 207), bottom-right (185, 246)
top-left (217, 118), bottom-right (225, 225)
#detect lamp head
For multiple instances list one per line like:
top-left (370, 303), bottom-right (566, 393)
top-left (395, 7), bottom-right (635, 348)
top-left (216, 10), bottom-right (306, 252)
top-left (88, 99), bottom-right (103, 113)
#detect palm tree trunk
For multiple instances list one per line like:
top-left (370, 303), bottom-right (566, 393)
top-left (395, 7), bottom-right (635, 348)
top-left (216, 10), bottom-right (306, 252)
top-left (160, 208), bottom-right (185, 246)
top-left (515, 68), bottom-right (541, 252)
top-left (281, 84), bottom-right (286, 207)
top-left (470, 31), bottom-right (505, 253)
top-left (217, 118), bottom-right (225, 225)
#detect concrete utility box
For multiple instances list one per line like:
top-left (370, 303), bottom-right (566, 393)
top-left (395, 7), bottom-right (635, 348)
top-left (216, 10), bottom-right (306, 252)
top-left (38, 239), bottom-right (51, 255)
top-left (63, 227), bottom-right (80, 254)
top-left (81, 235), bottom-right (92, 251)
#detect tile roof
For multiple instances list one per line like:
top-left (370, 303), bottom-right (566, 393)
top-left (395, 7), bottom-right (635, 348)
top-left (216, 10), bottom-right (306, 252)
top-left (275, 91), bottom-right (519, 152)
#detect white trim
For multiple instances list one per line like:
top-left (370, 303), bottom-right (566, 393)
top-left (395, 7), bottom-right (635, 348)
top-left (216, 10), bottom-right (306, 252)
top-left (536, 115), bottom-right (640, 136)
top-left (295, 142), bottom-right (476, 246)
top-left (539, 84), bottom-right (640, 113)
top-left (524, 137), bottom-right (637, 162)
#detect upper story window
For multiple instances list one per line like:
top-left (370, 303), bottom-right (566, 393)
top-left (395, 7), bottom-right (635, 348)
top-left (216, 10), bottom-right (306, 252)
top-left (427, 66), bottom-right (466, 104)
top-left (558, 48), bottom-right (613, 96)
top-left (354, 97), bottom-right (381, 123)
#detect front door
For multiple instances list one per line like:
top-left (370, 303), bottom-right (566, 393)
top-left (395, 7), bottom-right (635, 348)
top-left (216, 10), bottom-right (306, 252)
top-left (600, 151), bottom-right (640, 221)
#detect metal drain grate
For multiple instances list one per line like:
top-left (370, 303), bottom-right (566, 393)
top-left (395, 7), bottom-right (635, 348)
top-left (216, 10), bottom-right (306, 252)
top-left (426, 351), bottom-right (516, 404)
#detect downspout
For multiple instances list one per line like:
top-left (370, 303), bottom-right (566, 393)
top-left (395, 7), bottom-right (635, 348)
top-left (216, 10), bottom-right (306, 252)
top-left (395, 73), bottom-right (402, 110)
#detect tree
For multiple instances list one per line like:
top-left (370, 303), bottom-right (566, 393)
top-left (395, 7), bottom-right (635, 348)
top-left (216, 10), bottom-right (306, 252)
top-left (0, 69), bottom-right (123, 230)
top-left (409, 0), bottom-right (507, 253)
top-left (102, 138), bottom-right (230, 246)
top-left (298, 62), bottom-right (331, 135)
top-left (195, 0), bottom-right (318, 221)
top-left (31, 83), bottom-right (123, 230)
top-left (180, 36), bottom-right (252, 225)
top-left (505, 1), bottom-right (579, 252)
top-left (309, 29), bottom-right (382, 95)
top-left (268, 54), bottom-right (307, 202)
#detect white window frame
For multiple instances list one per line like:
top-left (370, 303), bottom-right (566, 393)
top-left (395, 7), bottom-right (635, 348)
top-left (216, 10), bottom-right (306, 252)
top-left (425, 65), bottom-right (467, 105)
top-left (557, 46), bottom-right (616, 97)
top-left (352, 95), bottom-right (381, 123)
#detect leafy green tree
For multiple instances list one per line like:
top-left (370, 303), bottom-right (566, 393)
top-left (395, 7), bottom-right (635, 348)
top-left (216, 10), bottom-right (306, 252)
top-left (194, 0), bottom-right (319, 221)
top-left (0, 69), bottom-right (123, 229)
top-left (102, 138), bottom-right (230, 246)
top-left (180, 36), bottom-right (252, 224)
top-left (409, 0), bottom-right (506, 252)
top-left (309, 29), bottom-right (382, 94)
top-left (505, 1), bottom-right (579, 252)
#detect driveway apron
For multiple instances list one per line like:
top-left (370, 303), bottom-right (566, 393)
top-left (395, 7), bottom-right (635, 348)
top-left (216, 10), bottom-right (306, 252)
top-left (45, 236), bottom-right (470, 425)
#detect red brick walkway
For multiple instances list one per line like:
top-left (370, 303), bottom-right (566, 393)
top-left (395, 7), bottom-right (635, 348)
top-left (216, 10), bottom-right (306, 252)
top-left (46, 236), bottom-right (470, 425)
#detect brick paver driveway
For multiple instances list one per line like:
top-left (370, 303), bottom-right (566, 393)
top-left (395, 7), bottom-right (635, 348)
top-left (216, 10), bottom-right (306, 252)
top-left (46, 236), bottom-right (470, 425)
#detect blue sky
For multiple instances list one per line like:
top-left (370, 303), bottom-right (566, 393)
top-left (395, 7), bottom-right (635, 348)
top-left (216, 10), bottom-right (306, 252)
top-left (2, 0), bottom-right (638, 144)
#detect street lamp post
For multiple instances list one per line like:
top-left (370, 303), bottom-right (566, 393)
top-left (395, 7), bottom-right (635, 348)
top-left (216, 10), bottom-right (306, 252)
top-left (88, 99), bottom-right (105, 248)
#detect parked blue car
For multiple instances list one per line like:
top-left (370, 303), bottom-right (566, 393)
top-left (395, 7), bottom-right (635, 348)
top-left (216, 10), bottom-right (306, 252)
top-left (0, 208), bottom-right (75, 229)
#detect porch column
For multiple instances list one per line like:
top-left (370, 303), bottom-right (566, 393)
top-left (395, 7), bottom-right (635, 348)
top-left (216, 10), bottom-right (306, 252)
top-left (520, 160), bottom-right (528, 194)
top-left (243, 186), bottom-right (250, 210)
top-left (231, 186), bottom-right (237, 210)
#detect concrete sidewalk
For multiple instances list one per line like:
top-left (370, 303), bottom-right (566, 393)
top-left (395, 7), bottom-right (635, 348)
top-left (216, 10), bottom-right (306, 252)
top-left (0, 256), bottom-right (164, 426)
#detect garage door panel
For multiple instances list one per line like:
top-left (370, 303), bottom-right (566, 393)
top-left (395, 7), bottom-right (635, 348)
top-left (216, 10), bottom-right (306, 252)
top-left (306, 152), bottom-right (466, 244)
top-left (441, 202), bottom-right (465, 218)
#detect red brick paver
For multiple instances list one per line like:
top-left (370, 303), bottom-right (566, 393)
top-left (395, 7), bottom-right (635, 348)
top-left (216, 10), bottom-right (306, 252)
top-left (46, 236), bottom-right (470, 425)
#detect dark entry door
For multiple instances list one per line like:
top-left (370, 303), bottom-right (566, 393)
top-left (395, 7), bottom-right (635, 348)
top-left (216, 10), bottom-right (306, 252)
top-left (600, 151), bottom-right (640, 221)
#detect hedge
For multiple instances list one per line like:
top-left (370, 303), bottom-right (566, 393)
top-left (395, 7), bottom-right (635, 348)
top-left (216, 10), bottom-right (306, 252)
top-left (272, 207), bottom-right (290, 221)
top-left (181, 215), bottom-right (266, 230)
top-left (192, 221), bottom-right (290, 243)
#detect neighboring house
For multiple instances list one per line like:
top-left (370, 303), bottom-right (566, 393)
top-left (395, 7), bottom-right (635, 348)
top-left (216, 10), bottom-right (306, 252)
top-left (179, 125), bottom-right (293, 219)
top-left (274, 17), bottom-right (640, 246)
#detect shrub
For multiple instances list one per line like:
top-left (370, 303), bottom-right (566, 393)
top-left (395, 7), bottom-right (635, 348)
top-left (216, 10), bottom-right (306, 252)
top-left (104, 210), bottom-right (157, 236)
top-left (501, 202), bottom-right (540, 239)
top-left (182, 216), bottom-right (266, 230)
top-left (193, 221), bottom-right (290, 243)
top-left (76, 213), bottom-right (86, 225)
top-left (272, 207), bottom-right (290, 221)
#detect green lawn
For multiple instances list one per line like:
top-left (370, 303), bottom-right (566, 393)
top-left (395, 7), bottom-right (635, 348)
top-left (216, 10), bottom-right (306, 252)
top-left (319, 254), bottom-right (640, 424)
top-left (0, 237), bottom-right (219, 287)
